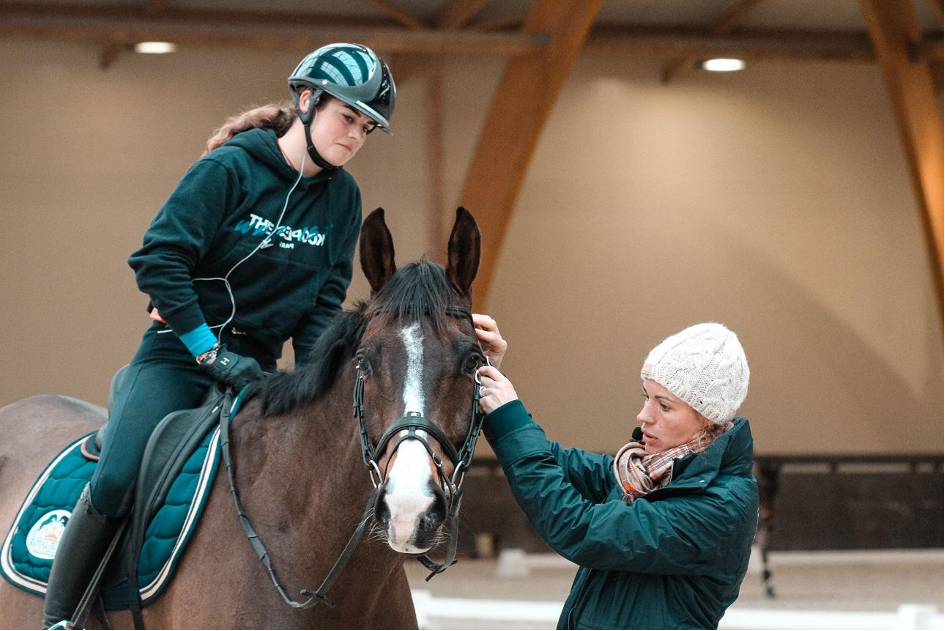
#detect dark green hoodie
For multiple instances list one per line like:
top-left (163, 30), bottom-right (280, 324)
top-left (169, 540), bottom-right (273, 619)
top-left (128, 128), bottom-right (361, 368)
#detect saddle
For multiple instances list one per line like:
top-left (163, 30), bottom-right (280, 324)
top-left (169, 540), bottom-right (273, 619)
top-left (108, 378), bottom-right (229, 609)
top-left (80, 364), bottom-right (132, 461)
top-left (0, 367), bottom-right (249, 615)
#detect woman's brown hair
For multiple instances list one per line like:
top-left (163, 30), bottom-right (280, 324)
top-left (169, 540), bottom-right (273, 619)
top-left (204, 101), bottom-right (296, 155)
top-left (691, 414), bottom-right (733, 453)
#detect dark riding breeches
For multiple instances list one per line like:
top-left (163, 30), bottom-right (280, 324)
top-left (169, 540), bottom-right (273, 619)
top-left (89, 326), bottom-right (215, 518)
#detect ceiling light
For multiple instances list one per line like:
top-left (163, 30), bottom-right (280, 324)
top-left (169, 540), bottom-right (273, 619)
top-left (133, 41), bottom-right (177, 54)
top-left (701, 58), bottom-right (746, 72)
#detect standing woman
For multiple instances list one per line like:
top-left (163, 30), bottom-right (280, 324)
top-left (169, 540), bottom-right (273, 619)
top-left (42, 43), bottom-right (395, 629)
top-left (475, 318), bottom-right (757, 630)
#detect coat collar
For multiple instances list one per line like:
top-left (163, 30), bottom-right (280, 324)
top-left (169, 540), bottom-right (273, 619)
top-left (645, 417), bottom-right (754, 498)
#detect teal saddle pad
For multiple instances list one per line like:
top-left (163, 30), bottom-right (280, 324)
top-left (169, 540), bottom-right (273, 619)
top-left (0, 426), bottom-right (222, 607)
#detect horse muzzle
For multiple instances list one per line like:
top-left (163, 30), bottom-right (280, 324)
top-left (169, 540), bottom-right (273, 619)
top-left (375, 474), bottom-right (449, 554)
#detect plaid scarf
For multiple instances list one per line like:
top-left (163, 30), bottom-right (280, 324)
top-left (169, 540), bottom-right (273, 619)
top-left (613, 426), bottom-right (729, 503)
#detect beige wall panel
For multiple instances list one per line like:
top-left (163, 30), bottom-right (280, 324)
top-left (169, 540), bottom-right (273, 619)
top-left (482, 57), bottom-right (942, 455)
top-left (1, 40), bottom-right (940, 455)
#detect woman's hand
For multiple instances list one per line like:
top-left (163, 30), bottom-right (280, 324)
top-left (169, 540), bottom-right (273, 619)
top-left (199, 345), bottom-right (264, 392)
top-left (478, 365), bottom-right (518, 415)
top-left (472, 313), bottom-right (507, 369)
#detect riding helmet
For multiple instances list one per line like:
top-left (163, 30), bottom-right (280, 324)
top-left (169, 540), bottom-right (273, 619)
top-left (289, 43), bottom-right (396, 134)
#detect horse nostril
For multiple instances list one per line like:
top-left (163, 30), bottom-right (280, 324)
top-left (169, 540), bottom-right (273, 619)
top-left (421, 511), bottom-right (443, 531)
top-left (421, 485), bottom-right (448, 531)
top-left (374, 485), bottom-right (391, 526)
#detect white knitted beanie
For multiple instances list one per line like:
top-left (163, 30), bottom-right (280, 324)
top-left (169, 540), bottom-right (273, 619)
top-left (640, 323), bottom-right (749, 425)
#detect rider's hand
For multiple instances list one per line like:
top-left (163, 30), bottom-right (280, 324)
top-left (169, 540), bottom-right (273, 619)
top-left (199, 345), bottom-right (264, 392)
top-left (472, 314), bottom-right (507, 369)
top-left (478, 365), bottom-right (518, 415)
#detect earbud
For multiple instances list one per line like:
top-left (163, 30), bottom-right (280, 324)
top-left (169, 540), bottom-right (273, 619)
top-left (303, 98), bottom-right (310, 108)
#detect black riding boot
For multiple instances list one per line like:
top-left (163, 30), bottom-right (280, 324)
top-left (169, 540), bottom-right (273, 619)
top-left (41, 484), bottom-right (121, 629)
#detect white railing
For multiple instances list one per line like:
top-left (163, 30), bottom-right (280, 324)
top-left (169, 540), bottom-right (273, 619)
top-left (496, 547), bottom-right (944, 580)
top-left (412, 548), bottom-right (944, 630)
top-left (411, 591), bottom-right (944, 630)
top-left (720, 605), bottom-right (944, 630)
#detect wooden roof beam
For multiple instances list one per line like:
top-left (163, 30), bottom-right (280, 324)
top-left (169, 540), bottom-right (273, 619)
top-left (368, 0), bottom-right (427, 87)
top-left (930, 0), bottom-right (944, 25)
top-left (860, 0), bottom-right (944, 315)
top-left (367, 0), bottom-right (427, 31)
top-left (437, 0), bottom-right (489, 30)
top-left (97, 1), bottom-right (174, 70)
top-left (2, 3), bottom-right (939, 63)
top-left (143, 0), bottom-right (174, 18)
top-left (471, 15), bottom-right (523, 32)
top-left (359, 4), bottom-right (462, 259)
top-left (423, 1), bottom-right (491, 258)
top-left (392, 1), bottom-right (490, 85)
top-left (98, 40), bottom-right (124, 70)
top-left (585, 26), bottom-right (943, 62)
top-left (0, 2), bottom-right (388, 28)
top-left (358, 2), bottom-right (449, 261)
top-left (0, 10), bottom-right (546, 55)
top-left (661, 0), bottom-right (763, 84)
top-left (930, 58), bottom-right (944, 92)
top-left (459, 0), bottom-right (604, 309)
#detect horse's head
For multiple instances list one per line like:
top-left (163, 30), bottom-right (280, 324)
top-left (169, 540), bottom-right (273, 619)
top-left (356, 207), bottom-right (483, 554)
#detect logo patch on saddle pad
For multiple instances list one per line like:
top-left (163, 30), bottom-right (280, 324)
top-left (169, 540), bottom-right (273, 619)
top-left (25, 510), bottom-right (71, 560)
top-left (0, 427), bottom-right (222, 607)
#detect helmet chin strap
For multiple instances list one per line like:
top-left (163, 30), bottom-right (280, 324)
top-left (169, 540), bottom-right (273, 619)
top-left (303, 119), bottom-right (340, 172)
top-left (298, 99), bottom-right (340, 173)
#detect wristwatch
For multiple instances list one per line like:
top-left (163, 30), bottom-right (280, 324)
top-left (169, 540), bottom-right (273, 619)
top-left (196, 343), bottom-right (221, 365)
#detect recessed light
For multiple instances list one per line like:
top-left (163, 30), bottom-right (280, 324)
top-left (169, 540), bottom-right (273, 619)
top-left (701, 58), bottom-right (746, 72)
top-left (133, 41), bottom-right (177, 54)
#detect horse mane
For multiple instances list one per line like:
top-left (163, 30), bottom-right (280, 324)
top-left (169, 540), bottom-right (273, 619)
top-left (256, 305), bottom-right (367, 417)
top-left (257, 260), bottom-right (461, 417)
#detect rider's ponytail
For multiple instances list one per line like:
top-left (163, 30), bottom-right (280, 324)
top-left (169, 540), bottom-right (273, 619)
top-left (204, 102), bottom-right (296, 154)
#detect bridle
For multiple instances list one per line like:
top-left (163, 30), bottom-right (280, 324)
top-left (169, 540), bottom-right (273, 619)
top-left (219, 304), bottom-right (487, 610)
top-left (353, 305), bottom-right (487, 577)
top-left (354, 306), bottom-right (485, 492)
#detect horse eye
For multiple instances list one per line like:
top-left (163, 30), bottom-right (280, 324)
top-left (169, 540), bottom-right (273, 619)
top-left (463, 353), bottom-right (484, 374)
top-left (355, 355), bottom-right (373, 376)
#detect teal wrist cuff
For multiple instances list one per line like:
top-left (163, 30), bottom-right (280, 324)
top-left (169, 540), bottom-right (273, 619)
top-left (483, 400), bottom-right (534, 442)
top-left (179, 324), bottom-right (217, 357)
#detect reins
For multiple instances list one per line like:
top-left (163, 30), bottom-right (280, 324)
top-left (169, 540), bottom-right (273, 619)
top-left (220, 305), bottom-right (488, 610)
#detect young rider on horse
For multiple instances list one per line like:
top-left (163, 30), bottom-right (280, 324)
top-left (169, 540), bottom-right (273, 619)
top-left (42, 43), bottom-right (396, 629)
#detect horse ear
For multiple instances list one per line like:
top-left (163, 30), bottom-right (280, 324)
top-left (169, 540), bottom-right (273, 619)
top-left (446, 206), bottom-right (480, 297)
top-left (360, 208), bottom-right (396, 295)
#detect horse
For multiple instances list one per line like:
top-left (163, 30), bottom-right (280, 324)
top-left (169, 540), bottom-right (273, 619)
top-left (0, 207), bottom-right (485, 629)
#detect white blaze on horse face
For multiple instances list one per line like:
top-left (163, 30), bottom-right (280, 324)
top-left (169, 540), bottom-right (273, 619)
top-left (384, 323), bottom-right (436, 553)
top-left (384, 440), bottom-right (435, 552)
top-left (400, 322), bottom-right (424, 413)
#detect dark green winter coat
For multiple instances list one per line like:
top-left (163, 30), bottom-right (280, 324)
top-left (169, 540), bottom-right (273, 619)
top-left (483, 400), bottom-right (758, 630)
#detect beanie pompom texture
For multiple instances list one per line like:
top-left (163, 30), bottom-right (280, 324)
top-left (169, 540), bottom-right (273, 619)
top-left (640, 323), bottom-right (749, 425)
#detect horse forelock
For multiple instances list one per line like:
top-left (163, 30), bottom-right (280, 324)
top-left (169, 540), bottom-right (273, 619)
top-left (257, 261), bottom-right (468, 419)
top-left (364, 261), bottom-right (465, 333)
